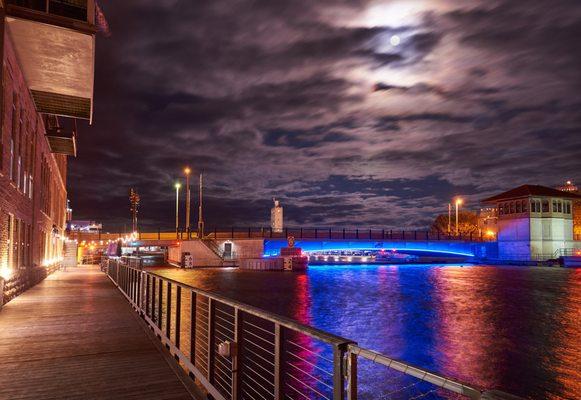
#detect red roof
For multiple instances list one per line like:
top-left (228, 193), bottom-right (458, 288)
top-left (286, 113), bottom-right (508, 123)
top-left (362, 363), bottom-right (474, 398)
top-left (481, 185), bottom-right (581, 203)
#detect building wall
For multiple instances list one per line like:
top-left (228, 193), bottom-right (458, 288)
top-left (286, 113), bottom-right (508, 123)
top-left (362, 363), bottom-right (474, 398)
top-left (494, 196), bottom-right (575, 260)
top-left (0, 29), bottom-right (67, 286)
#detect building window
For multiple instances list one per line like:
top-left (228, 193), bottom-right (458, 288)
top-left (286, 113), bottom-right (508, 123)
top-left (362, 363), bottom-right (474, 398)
top-left (498, 204), bottom-right (504, 215)
top-left (516, 201), bottom-right (522, 213)
top-left (504, 203), bottom-right (509, 215)
top-left (542, 200), bottom-right (549, 212)
top-left (557, 201), bottom-right (562, 213)
top-left (510, 202), bottom-right (515, 214)
top-left (9, 139), bottom-right (14, 180)
top-left (522, 200), bottom-right (528, 213)
top-left (565, 202), bottom-right (571, 214)
top-left (552, 200), bottom-right (558, 212)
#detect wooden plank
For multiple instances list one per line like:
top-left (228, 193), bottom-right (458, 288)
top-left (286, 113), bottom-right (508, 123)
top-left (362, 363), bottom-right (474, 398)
top-left (0, 266), bottom-right (197, 400)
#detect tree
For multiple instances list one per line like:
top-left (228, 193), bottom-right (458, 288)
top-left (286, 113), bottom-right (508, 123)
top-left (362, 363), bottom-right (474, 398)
top-left (431, 210), bottom-right (479, 236)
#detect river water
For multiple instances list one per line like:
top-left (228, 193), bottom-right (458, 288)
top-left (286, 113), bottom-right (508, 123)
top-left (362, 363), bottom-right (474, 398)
top-left (149, 264), bottom-right (580, 399)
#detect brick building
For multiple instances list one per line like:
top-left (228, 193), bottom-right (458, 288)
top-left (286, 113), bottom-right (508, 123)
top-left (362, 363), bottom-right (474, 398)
top-left (0, 1), bottom-right (96, 304)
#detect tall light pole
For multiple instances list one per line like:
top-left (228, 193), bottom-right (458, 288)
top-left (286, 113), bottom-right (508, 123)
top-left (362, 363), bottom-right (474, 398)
top-left (197, 172), bottom-right (204, 238)
top-left (455, 198), bottom-right (463, 236)
top-left (174, 182), bottom-right (181, 232)
top-left (447, 203), bottom-right (451, 234)
top-left (184, 167), bottom-right (191, 234)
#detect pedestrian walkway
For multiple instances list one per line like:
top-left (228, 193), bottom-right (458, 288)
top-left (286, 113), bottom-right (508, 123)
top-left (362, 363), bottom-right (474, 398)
top-left (0, 265), bottom-right (200, 400)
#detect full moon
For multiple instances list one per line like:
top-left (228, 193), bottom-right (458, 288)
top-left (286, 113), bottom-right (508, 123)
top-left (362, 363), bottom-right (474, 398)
top-left (390, 35), bottom-right (401, 46)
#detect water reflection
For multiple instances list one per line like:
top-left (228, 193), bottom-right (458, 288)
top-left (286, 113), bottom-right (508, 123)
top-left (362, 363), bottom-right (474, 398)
top-left (149, 264), bottom-right (580, 398)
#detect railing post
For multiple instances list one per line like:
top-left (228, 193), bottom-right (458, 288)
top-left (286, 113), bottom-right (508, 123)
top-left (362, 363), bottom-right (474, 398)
top-left (232, 308), bottom-right (242, 400)
top-left (343, 228), bottom-right (345, 239)
top-left (414, 231), bottom-right (417, 240)
top-left (248, 227), bottom-right (251, 238)
top-left (333, 344), bottom-right (347, 400)
top-left (175, 285), bottom-right (181, 349)
top-left (137, 270), bottom-right (142, 309)
top-left (189, 291), bottom-right (197, 365)
top-left (389, 229), bottom-right (392, 239)
top-left (284, 227), bottom-right (288, 238)
top-left (315, 228), bottom-right (318, 239)
top-left (270, 227), bottom-right (273, 238)
top-left (300, 227), bottom-right (303, 239)
top-left (382, 229), bottom-right (385, 240)
top-left (166, 283), bottom-right (172, 339)
top-left (347, 350), bottom-right (357, 400)
top-left (207, 298), bottom-right (215, 382)
top-left (158, 227), bottom-right (161, 240)
top-left (355, 229), bottom-right (359, 239)
top-left (145, 274), bottom-right (150, 317)
top-left (157, 278), bottom-right (163, 329)
top-left (214, 227), bottom-right (217, 239)
top-left (329, 227), bottom-right (332, 239)
top-left (369, 229), bottom-right (372, 239)
top-left (151, 276), bottom-right (156, 321)
top-left (274, 323), bottom-right (284, 400)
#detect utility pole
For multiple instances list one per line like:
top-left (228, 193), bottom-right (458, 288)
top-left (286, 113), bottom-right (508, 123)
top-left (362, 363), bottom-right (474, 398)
top-left (174, 182), bottom-right (181, 232)
top-left (455, 198), bottom-right (463, 236)
top-left (198, 172), bottom-right (204, 238)
top-left (129, 188), bottom-right (140, 232)
top-left (184, 167), bottom-right (191, 234)
top-left (447, 203), bottom-right (451, 234)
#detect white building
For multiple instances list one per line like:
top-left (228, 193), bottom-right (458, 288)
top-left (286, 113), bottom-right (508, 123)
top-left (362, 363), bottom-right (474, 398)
top-left (271, 199), bottom-right (283, 233)
top-left (482, 185), bottom-right (581, 260)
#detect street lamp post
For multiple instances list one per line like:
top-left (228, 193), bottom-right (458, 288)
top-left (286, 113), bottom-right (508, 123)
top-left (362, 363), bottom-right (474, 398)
top-left (174, 182), bottom-right (181, 232)
top-left (447, 203), bottom-right (451, 235)
top-left (198, 172), bottom-right (204, 238)
top-left (455, 198), bottom-right (463, 236)
top-left (184, 167), bottom-right (191, 235)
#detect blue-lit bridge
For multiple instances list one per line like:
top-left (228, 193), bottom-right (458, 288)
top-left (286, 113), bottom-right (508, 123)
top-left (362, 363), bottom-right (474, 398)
top-left (69, 227), bottom-right (498, 264)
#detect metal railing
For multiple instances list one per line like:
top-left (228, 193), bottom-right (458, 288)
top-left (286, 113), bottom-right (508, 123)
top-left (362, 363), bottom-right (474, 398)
top-left (205, 228), bottom-right (489, 242)
top-left (103, 259), bottom-right (506, 400)
top-left (553, 248), bottom-right (581, 258)
top-left (68, 228), bottom-right (491, 246)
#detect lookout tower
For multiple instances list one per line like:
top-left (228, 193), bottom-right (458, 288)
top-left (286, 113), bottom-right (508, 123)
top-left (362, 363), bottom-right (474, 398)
top-left (271, 198), bottom-right (283, 233)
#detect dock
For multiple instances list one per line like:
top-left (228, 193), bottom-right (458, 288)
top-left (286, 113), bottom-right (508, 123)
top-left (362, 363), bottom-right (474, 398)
top-left (0, 266), bottom-right (200, 400)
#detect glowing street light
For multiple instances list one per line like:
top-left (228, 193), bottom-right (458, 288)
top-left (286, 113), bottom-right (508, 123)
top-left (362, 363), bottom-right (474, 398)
top-left (184, 167), bottom-right (191, 234)
top-left (455, 197), bottom-right (463, 236)
top-left (174, 182), bottom-right (181, 232)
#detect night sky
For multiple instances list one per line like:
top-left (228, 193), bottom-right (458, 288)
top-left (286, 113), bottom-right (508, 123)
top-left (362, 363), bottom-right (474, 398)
top-left (69, 0), bottom-right (581, 231)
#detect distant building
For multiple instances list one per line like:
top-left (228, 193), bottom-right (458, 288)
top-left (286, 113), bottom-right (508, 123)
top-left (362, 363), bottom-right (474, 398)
top-left (556, 180), bottom-right (581, 238)
top-left (482, 185), bottom-right (581, 260)
top-left (271, 199), bottom-right (283, 233)
top-left (68, 220), bottom-right (102, 233)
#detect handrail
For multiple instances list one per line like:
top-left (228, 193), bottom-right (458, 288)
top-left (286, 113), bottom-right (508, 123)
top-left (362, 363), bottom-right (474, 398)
top-left (69, 227), bottom-right (493, 244)
top-left (102, 258), bottom-right (509, 400)
top-left (146, 269), bottom-right (352, 346)
top-left (348, 345), bottom-right (482, 399)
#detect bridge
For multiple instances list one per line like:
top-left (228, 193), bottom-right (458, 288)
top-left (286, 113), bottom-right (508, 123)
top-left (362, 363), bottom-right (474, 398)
top-left (68, 227), bottom-right (496, 267)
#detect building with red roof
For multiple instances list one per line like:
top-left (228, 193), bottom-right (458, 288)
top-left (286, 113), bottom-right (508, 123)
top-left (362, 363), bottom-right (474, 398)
top-left (482, 184), bottom-right (581, 260)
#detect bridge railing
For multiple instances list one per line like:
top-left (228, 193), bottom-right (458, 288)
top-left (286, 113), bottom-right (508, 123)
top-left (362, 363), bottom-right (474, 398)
top-left (103, 259), bottom-right (511, 400)
top-left (205, 227), bottom-right (490, 242)
top-left (68, 228), bottom-right (492, 244)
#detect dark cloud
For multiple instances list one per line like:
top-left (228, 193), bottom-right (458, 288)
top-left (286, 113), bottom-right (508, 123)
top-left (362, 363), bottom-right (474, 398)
top-left (69, 0), bottom-right (581, 231)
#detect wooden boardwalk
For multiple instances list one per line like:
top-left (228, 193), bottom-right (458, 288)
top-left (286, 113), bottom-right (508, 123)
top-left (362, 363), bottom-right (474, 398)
top-left (0, 265), bottom-right (200, 400)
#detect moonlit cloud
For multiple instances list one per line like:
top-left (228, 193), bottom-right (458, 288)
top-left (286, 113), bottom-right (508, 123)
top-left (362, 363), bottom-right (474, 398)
top-left (69, 0), bottom-right (581, 231)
